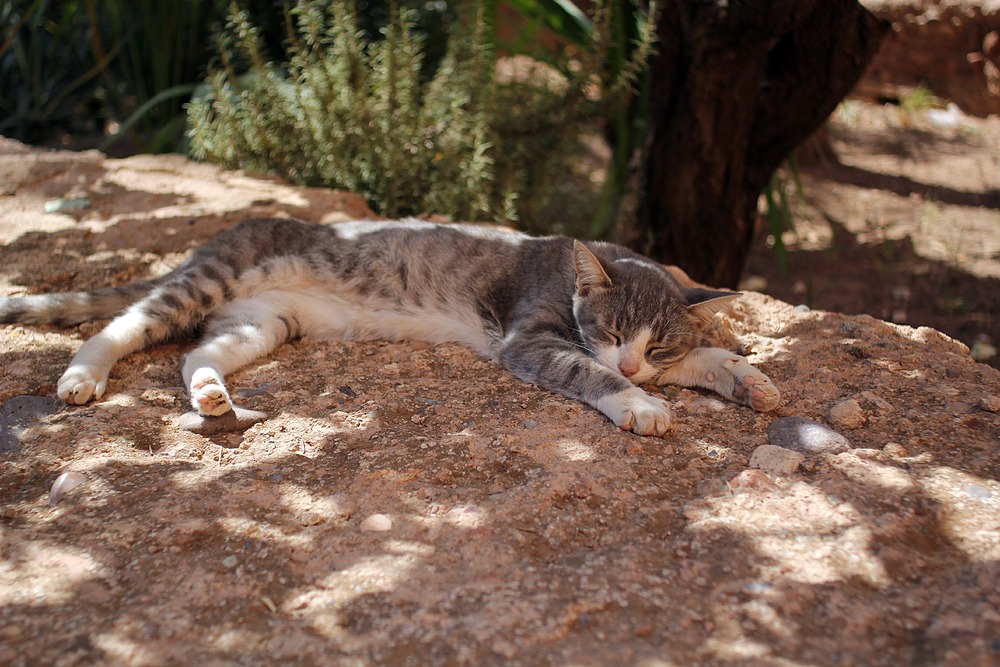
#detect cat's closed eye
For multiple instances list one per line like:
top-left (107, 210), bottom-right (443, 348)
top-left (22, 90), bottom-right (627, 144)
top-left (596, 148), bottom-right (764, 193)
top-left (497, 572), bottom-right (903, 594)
top-left (646, 345), bottom-right (684, 364)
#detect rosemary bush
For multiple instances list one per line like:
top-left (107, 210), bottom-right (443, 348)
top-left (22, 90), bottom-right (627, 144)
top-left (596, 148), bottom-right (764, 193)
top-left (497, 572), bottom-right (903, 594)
top-left (187, 0), bottom-right (653, 225)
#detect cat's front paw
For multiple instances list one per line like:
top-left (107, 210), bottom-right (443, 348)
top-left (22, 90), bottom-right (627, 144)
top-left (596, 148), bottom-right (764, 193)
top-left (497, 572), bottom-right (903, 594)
top-left (57, 365), bottom-right (108, 405)
top-left (190, 369), bottom-right (234, 417)
top-left (718, 355), bottom-right (780, 412)
top-left (597, 388), bottom-right (672, 437)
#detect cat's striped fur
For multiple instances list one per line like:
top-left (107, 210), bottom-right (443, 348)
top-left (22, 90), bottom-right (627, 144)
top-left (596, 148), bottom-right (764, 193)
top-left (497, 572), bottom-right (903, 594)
top-left (0, 218), bottom-right (779, 436)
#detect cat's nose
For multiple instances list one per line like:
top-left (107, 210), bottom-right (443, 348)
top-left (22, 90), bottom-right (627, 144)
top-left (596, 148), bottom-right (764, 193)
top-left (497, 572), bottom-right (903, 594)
top-left (618, 359), bottom-right (640, 377)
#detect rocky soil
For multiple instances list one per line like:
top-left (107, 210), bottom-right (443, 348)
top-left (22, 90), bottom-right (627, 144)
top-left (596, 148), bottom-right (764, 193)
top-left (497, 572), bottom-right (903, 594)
top-left (1, 126), bottom-right (999, 667)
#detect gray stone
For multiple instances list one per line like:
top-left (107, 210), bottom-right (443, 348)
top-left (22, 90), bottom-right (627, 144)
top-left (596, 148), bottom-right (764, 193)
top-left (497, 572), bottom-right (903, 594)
top-left (767, 416), bottom-right (851, 454)
top-left (175, 406), bottom-right (267, 435)
top-left (0, 395), bottom-right (57, 454)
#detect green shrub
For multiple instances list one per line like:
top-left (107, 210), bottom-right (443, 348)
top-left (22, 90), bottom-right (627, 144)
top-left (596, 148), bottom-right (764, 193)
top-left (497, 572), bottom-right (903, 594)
top-left (187, 0), bottom-right (653, 226)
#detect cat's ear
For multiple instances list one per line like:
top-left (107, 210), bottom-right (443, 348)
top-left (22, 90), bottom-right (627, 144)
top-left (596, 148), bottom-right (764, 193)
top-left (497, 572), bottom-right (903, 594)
top-left (573, 241), bottom-right (612, 296)
top-left (685, 288), bottom-right (740, 325)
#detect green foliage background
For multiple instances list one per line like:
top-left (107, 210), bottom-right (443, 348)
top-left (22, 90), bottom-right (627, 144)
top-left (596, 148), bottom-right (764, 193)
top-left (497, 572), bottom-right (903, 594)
top-left (2, 0), bottom-right (654, 232)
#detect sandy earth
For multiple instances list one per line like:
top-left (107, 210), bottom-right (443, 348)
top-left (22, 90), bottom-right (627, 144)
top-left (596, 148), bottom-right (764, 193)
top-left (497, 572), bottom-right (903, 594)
top-left (0, 121), bottom-right (999, 666)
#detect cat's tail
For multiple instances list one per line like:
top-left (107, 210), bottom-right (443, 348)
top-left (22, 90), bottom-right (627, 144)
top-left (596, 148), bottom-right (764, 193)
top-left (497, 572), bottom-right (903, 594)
top-left (0, 278), bottom-right (165, 327)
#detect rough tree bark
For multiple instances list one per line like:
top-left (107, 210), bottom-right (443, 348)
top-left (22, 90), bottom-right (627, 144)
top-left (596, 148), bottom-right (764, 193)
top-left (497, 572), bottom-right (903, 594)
top-left (614, 0), bottom-right (887, 287)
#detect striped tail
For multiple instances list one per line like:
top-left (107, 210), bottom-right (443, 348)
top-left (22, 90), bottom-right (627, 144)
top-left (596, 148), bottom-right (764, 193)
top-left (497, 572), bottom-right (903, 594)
top-left (0, 278), bottom-right (164, 327)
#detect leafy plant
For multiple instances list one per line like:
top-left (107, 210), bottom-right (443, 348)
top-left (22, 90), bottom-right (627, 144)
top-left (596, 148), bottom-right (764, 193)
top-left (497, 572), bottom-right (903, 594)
top-left (187, 0), bottom-right (655, 225)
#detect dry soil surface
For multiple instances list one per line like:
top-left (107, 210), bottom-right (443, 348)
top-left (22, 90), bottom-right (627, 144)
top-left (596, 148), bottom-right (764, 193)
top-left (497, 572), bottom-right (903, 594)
top-left (1, 131), bottom-right (999, 666)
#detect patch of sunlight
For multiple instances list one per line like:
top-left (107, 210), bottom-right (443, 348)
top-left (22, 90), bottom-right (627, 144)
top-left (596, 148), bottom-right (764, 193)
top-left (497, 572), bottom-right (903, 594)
top-left (0, 535), bottom-right (105, 606)
top-left (918, 466), bottom-right (1000, 561)
top-left (92, 634), bottom-right (163, 666)
top-left (289, 550), bottom-right (423, 636)
top-left (704, 636), bottom-right (772, 661)
top-left (102, 393), bottom-right (140, 409)
top-left (556, 438), bottom-right (596, 462)
top-left (328, 407), bottom-right (380, 431)
top-left (690, 481), bottom-right (889, 588)
top-left (692, 439), bottom-right (737, 463)
top-left (743, 336), bottom-right (794, 364)
top-left (442, 504), bottom-right (486, 529)
top-left (410, 503), bottom-right (487, 531)
top-left (830, 453), bottom-right (915, 492)
top-left (384, 540), bottom-right (436, 556)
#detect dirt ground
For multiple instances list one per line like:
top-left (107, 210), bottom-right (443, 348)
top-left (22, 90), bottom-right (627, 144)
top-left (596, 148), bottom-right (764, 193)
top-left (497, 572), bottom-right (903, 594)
top-left (744, 101), bottom-right (1000, 369)
top-left (0, 98), bottom-right (999, 666)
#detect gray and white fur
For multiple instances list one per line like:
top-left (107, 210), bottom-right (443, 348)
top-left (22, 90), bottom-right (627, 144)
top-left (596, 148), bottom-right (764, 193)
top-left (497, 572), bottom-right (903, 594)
top-left (0, 218), bottom-right (779, 436)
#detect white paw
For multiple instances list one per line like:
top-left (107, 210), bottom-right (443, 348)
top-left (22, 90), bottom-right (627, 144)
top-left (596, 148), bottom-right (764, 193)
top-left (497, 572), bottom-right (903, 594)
top-left (57, 366), bottom-right (107, 405)
top-left (190, 369), bottom-right (233, 417)
top-left (597, 387), bottom-right (672, 437)
top-left (718, 356), bottom-right (780, 412)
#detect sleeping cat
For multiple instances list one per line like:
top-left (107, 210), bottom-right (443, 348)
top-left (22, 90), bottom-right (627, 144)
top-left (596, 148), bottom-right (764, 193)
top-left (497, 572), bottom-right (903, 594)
top-left (0, 218), bottom-right (779, 437)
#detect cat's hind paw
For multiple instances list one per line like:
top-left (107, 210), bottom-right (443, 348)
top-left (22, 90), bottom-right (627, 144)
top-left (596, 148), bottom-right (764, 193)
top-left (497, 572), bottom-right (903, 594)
top-left (597, 388), bottom-right (672, 437)
top-left (190, 369), bottom-right (234, 417)
top-left (57, 366), bottom-right (107, 405)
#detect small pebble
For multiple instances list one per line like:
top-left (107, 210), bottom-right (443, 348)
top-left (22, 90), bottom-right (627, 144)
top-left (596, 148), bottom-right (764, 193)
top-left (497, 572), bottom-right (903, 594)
top-left (767, 416), bottom-right (851, 454)
top-left (221, 556), bottom-right (239, 569)
top-left (883, 442), bottom-right (908, 457)
top-left (360, 514), bottom-right (392, 532)
top-left (978, 395), bottom-right (1000, 413)
top-left (728, 469), bottom-right (779, 494)
top-left (829, 398), bottom-right (865, 430)
top-left (794, 304), bottom-right (810, 313)
top-left (520, 419), bottom-right (538, 428)
top-left (859, 391), bottom-right (894, 414)
top-left (43, 197), bottom-right (90, 213)
top-left (175, 406), bottom-right (267, 435)
top-left (48, 471), bottom-right (88, 506)
top-left (749, 445), bottom-right (804, 476)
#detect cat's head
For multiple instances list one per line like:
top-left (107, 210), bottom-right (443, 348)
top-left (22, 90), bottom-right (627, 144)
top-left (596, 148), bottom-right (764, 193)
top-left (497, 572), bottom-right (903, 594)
top-left (571, 241), bottom-right (737, 384)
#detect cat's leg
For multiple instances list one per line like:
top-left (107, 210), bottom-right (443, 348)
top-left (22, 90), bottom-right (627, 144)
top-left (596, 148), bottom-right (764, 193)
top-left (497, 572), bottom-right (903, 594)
top-left (58, 307), bottom-right (172, 405)
top-left (181, 299), bottom-right (297, 416)
top-left (656, 347), bottom-right (780, 411)
top-left (498, 334), bottom-right (672, 437)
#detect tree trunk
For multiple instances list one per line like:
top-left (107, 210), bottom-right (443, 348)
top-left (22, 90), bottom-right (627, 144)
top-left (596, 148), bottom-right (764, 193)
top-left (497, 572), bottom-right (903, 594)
top-left (615, 0), bottom-right (887, 287)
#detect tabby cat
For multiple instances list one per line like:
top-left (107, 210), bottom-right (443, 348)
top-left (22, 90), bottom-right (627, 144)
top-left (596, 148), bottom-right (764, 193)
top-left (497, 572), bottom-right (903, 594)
top-left (0, 218), bottom-right (779, 436)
